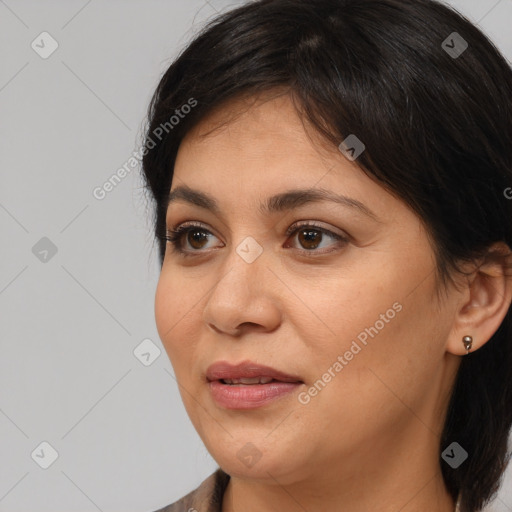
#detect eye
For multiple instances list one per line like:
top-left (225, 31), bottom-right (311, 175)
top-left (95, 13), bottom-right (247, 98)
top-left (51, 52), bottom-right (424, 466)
top-left (162, 221), bottom-right (348, 258)
top-left (284, 221), bottom-right (348, 255)
top-left (163, 222), bottom-right (219, 257)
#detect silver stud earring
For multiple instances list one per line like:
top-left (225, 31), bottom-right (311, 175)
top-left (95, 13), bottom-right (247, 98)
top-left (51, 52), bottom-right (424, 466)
top-left (462, 335), bottom-right (473, 354)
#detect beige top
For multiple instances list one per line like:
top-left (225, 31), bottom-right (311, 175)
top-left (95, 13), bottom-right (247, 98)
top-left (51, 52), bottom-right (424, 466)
top-left (152, 468), bottom-right (462, 512)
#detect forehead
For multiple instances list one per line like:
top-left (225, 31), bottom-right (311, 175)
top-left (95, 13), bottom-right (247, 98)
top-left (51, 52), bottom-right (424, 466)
top-left (181, 91), bottom-right (313, 155)
top-left (175, 92), bottom-right (351, 186)
top-left (170, 91), bottom-right (402, 222)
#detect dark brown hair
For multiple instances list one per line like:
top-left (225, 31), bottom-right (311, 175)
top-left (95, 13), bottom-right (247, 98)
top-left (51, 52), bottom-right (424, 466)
top-left (141, 1), bottom-right (512, 510)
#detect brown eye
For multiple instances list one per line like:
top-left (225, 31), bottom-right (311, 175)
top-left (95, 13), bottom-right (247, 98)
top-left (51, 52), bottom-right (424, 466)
top-left (165, 221), bottom-right (348, 258)
top-left (186, 228), bottom-right (210, 249)
top-left (296, 228), bottom-right (324, 250)
top-left (164, 223), bottom-right (220, 257)
top-left (285, 222), bottom-right (348, 254)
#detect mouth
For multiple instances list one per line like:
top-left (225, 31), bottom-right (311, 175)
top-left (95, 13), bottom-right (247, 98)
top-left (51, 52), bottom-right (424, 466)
top-left (205, 360), bottom-right (304, 384)
top-left (205, 360), bottom-right (304, 409)
top-left (219, 377), bottom-right (287, 385)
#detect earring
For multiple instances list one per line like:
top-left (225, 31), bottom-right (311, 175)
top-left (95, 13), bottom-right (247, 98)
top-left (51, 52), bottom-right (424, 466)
top-left (462, 335), bottom-right (473, 354)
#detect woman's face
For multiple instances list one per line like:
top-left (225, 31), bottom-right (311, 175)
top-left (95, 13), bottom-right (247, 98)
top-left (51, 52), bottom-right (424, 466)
top-left (155, 92), bottom-right (462, 483)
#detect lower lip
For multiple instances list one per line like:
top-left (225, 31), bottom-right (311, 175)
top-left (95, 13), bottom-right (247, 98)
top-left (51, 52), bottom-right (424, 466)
top-left (208, 380), bottom-right (303, 409)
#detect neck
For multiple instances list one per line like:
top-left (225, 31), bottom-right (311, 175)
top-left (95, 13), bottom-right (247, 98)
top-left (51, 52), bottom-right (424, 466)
top-left (222, 469), bottom-right (455, 512)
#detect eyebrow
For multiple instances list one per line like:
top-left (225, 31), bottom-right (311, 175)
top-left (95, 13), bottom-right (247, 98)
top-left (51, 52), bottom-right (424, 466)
top-left (167, 185), bottom-right (380, 221)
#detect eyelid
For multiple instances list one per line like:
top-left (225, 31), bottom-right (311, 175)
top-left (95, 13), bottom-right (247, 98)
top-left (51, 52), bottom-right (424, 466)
top-left (164, 221), bottom-right (222, 256)
top-left (284, 220), bottom-right (348, 240)
top-left (164, 220), bottom-right (349, 257)
top-left (166, 219), bottom-right (346, 239)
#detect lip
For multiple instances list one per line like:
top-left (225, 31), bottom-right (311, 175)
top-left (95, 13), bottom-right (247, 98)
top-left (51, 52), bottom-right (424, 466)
top-left (206, 360), bottom-right (304, 410)
top-left (206, 360), bottom-right (303, 383)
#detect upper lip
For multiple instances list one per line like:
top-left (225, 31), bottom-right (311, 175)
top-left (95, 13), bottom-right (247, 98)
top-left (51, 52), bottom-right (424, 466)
top-left (206, 360), bottom-right (303, 383)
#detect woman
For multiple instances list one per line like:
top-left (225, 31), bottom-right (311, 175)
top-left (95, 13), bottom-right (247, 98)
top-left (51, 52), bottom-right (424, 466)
top-left (141, 0), bottom-right (512, 511)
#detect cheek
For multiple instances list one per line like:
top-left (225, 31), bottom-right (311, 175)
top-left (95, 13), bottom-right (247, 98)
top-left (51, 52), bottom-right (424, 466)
top-left (291, 306), bottom-right (426, 454)
top-left (335, 297), bottom-right (440, 420)
top-left (154, 273), bottom-right (173, 346)
top-left (290, 264), bottom-right (395, 357)
top-left (154, 270), bottom-right (198, 363)
top-left (294, 256), bottom-right (439, 405)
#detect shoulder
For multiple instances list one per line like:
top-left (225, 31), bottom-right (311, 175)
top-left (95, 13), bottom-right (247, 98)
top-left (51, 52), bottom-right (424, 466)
top-left (151, 467), bottom-right (230, 512)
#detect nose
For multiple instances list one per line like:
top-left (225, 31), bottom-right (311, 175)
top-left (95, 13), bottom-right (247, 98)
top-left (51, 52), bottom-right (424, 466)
top-left (202, 243), bottom-right (282, 337)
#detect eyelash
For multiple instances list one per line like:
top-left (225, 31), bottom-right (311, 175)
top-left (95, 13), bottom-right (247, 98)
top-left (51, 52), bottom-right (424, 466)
top-left (162, 221), bottom-right (348, 258)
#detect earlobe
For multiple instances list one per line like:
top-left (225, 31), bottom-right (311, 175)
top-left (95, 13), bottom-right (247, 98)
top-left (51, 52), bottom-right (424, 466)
top-left (446, 242), bottom-right (512, 356)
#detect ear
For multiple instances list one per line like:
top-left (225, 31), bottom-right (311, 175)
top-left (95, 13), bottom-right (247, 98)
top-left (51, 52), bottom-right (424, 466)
top-left (446, 242), bottom-right (512, 356)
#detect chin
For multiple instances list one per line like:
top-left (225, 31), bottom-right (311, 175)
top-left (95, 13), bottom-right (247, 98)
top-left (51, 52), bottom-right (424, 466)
top-left (205, 433), bottom-right (309, 484)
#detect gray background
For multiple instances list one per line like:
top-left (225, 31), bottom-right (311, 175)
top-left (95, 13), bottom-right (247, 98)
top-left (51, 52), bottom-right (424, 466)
top-left (0, 1), bottom-right (511, 511)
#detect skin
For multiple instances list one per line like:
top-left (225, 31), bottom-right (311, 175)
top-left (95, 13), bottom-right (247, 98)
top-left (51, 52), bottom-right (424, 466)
top-left (154, 90), bottom-right (512, 512)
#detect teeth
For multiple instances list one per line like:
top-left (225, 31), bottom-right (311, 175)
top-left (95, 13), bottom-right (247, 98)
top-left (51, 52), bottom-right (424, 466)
top-left (222, 377), bottom-right (274, 385)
